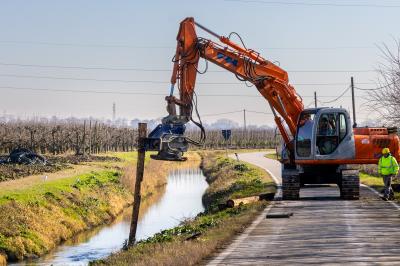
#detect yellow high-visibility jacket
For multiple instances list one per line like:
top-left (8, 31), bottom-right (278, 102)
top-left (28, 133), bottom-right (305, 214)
top-left (378, 155), bottom-right (399, 176)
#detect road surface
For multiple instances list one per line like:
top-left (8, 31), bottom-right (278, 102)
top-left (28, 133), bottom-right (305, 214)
top-left (208, 152), bottom-right (400, 265)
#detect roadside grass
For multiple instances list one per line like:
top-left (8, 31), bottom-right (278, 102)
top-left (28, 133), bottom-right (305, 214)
top-left (0, 151), bottom-right (200, 263)
top-left (91, 151), bottom-right (276, 266)
top-left (360, 172), bottom-right (400, 200)
top-left (264, 152), bottom-right (278, 160)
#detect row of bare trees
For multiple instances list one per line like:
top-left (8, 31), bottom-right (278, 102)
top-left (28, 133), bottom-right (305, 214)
top-left (186, 128), bottom-right (279, 149)
top-left (0, 120), bottom-right (137, 155)
top-left (0, 119), bottom-right (279, 155)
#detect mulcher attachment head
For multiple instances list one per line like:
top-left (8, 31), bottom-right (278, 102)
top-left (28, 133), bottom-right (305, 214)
top-left (145, 118), bottom-right (189, 161)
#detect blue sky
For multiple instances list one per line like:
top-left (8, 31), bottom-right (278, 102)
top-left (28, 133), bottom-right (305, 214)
top-left (0, 0), bottom-right (399, 126)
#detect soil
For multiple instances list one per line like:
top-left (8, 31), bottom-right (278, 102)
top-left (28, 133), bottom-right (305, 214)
top-left (0, 154), bottom-right (121, 182)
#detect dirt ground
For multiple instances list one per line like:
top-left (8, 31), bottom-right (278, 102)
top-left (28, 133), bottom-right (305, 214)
top-left (0, 154), bottom-right (121, 182)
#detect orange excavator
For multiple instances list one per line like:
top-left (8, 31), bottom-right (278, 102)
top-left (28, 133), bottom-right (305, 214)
top-left (146, 17), bottom-right (400, 200)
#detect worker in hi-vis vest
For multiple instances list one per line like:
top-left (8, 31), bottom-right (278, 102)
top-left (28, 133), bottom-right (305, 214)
top-left (378, 148), bottom-right (399, 200)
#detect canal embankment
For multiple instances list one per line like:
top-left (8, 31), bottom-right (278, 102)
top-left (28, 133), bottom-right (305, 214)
top-left (0, 151), bottom-right (200, 263)
top-left (91, 151), bottom-right (276, 266)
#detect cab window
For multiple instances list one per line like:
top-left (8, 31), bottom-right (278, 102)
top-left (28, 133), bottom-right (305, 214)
top-left (316, 113), bottom-right (347, 155)
top-left (296, 112), bottom-right (315, 157)
top-left (339, 113), bottom-right (347, 141)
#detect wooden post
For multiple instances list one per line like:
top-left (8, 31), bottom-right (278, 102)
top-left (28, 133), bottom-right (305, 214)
top-left (82, 120), bottom-right (86, 155)
top-left (314, 91), bottom-right (317, 108)
top-left (128, 123), bottom-right (147, 246)
top-left (351, 76), bottom-right (357, 128)
top-left (88, 120), bottom-right (92, 155)
top-left (225, 139), bottom-right (228, 158)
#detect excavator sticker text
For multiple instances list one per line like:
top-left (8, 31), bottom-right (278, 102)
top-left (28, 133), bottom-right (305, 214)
top-left (217, 53), bottom-right (238, 67)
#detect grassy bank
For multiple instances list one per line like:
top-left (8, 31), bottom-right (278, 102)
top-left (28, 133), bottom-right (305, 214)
top-left (0, 153), bottom-right (122, 182)
top-left (360, 172), bottom-right (400, 200)
top-left (92, 151), bottom-right (276, 266)
top-left (0, 152), bottom-right (200, 263)
top-left (264, 152), bottom-right (278, 160)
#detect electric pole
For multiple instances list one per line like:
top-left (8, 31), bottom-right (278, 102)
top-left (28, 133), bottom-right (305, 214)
top-left (243, 109), bottom-right (247, 131)
top-left (314, 91), bottom-right (317, 108)
top-left (112, 102), bottom-right (116, 122)
top-left (351, 77), bottom-right (357, 128)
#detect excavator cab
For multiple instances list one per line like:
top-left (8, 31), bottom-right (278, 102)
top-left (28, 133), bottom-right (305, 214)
top-left (295, 108), bottom-right (355, 162)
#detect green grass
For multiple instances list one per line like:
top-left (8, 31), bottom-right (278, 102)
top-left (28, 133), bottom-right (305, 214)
top-left (109, 152), bottom-right (138, 162)
top-left (264, 152), bottom-right (278, 160)
top-left (110, 151), bottom-right (156, 164)
top-left (202, 155), bottom-right (276, 211)
top-left (360, 172), bottom-right (400, 200)
top-left (360, 172), bottom-right (383, 189)
top-left (0, 170), bottom-right (119, 205)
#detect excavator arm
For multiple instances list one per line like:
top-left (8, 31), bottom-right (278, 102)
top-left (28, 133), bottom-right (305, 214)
top-left (147, 17), bottom-right (303, 160)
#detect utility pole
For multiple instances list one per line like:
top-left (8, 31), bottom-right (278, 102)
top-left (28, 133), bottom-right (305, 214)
top-left (112, 102), bottom-right (116, 122)
top-left (128, 123), bottom-right (147, 246)
top-left (243, 109), bottom-right (247, 148)
top-left (314, 91), bottom-right (317, 108)
top-left (351, 77), bottom-right (357, 128)
top-left (243, 109), bottom-right (247, 131)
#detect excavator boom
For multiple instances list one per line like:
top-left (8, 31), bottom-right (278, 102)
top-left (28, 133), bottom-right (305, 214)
top-left (146, 17), bottom-right (400, 172)
top-left (146, 17), bottom-right (400, 200)
top-left (147, 17), bottom-right (303, 160)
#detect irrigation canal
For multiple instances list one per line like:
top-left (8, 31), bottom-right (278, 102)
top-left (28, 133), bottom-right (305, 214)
top-left (16, 168), bottom-right (208, 266)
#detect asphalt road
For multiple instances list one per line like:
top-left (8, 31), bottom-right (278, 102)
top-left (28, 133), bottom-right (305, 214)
top-left (208, 152), bottom-right (400, 265)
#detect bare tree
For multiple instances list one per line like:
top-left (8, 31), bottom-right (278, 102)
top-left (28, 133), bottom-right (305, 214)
top-left (367, 39), bottom-right (400, 125)
top-left (0, 120), bottom-right (137, 155)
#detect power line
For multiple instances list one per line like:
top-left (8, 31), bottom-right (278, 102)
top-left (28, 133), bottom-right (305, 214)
top-left (355, 86), bottom-right (382, 91)
top-left (246, 110), bottom-right (272, 114)
top-left (0, 61), bottom-right (374, 73)
top-left (0, 86), bottom-right (167, 96)
top-left (306, 100), bottom-right (315, 108)
top-left (225, 0), bottom-right (400, 8)
top-left (0, 73), bottom-right (376, 86)
top-left (0, 84), bottom-right (368, 100)
top-left (202, 110), bottom-right (243, 117)
top-left (318, 86), bottom-right (351, 104)
top-left (285, 70), bottom-right (374, 73)
top-left (0, 85), bottom-right (279, 97)
top-left (202, 109), bottom-right (272, 117)
top-left (0, 40), bottom-right (172, 49)
top-left (0, 62), bottom-right (170, 72)
top-left (354, 78), bottom-right (400, 91)
top-left (0, 40), bottom-right (376, 50)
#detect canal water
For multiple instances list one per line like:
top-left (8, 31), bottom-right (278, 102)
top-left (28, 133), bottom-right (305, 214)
top-left (18, 168), bottom-right (208, 266)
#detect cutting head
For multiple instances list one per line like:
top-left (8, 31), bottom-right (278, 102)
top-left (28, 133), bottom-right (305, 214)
top-left (145, 116), bottom-right (190, 161)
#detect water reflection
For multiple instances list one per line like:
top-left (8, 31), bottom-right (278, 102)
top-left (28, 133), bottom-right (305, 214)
top-left (16, 168), bottom-right (208, 266)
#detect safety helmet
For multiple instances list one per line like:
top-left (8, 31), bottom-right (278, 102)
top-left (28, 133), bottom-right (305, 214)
top-left (382, 147), bottom-right (390, 154)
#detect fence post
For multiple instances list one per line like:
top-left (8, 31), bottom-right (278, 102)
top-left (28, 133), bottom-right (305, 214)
top-left (128, 123), bottom-right (147, 246)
